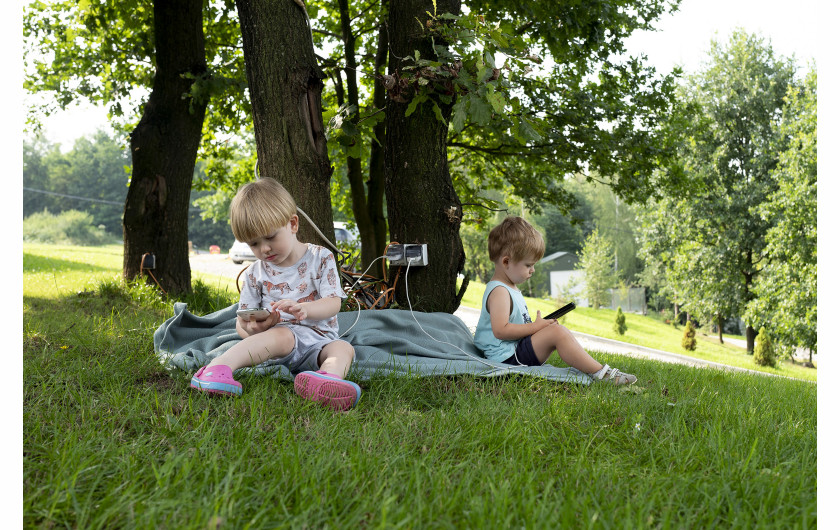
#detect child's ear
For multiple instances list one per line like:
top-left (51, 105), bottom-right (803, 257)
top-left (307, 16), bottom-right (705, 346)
top-left (289, 215), bottom-right (299, 234)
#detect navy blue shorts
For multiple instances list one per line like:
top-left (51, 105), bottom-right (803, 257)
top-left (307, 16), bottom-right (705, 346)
top-left (502, 336), bottom-right (543, 367)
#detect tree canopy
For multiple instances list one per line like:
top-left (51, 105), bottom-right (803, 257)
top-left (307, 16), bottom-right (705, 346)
top-left (638, 29), bottom-right (799, 351)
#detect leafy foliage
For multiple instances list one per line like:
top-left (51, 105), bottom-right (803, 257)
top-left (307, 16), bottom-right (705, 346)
top-left (577, 229), bottom-right (614, 309)
top-left (23, 0), bottom-right (251, 187)
top-left (745, 68), bottom-right (817, 354)
top-left (23, 209), bottom-right (112, 246)
top-left (753, 327), bottom-right (776, 367)
top-left (23, 132), bottom-right (130, 236)
top-left (681, 321), bottom-right (696, 351)
top-left (638, 30), bottom-right (797, 339)
top-left (614, 307), bottom-right (627, 335)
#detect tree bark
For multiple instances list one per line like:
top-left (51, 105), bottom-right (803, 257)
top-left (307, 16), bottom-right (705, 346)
top-left (385, 0), bottom-right (466, 313)
top-left (235, 0), bottom-right (335, 246)
top-left (717, 313), bottom-right (723, 344)
top-left (123, 0), bottom-right (208, 295)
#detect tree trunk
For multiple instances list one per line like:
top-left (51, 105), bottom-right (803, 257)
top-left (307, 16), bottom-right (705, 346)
top-left (235, 0), bottom-right (335, 246)
top-left (744, 267), bottom-right (756, 353)
top-left (123, 0), bottom-right (208, 295)
top-left (717, 313), bottom-right (723, 344)
top-left (385, 0), bottom-right (466, 313)
top-left (746, 325), bottom-right (756, 354)
top-left (365, 14), bottom-right (389, 271)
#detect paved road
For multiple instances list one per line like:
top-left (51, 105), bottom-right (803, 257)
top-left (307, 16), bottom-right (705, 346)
top-left (190, 254), bottom-right (811, 378)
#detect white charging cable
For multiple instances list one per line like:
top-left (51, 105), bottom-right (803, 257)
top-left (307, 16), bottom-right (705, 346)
top-left (339, 255), bottom-right (388, 338)
top-left (403, 259), bottom-right (526, 374)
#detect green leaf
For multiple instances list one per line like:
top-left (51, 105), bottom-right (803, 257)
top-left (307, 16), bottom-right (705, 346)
top-left (486, 90), bottom-right (505, 114)
top-left (430, 100), bottom-right (445, 124)
top-left (405, 94), bottom-right (428, 117)
top-left (468, 94), bottom-right (492, 126)
top-left (451, 97), bottom-right (467, 132)
top-left (484, 50), bottom-right (497, 70)
top-left (515, 116), bottom-right (542, 145)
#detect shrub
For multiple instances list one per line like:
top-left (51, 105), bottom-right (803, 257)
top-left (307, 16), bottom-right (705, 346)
top-left (23, 209), bottom-right (111, 246)
top-left (754, 327), bottom-right (777, 367)
top-left (682, 321), bottom-right (697, 351)
top-left (613, 306), bottom-right (627, 335)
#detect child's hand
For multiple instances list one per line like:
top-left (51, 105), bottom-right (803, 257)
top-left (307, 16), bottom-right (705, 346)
top-left (534, 310), bottom-right (558, 328)
top-left (271, 300), bottom-right (308, 322)
top-left (238, 311), bottom-right (280, 334)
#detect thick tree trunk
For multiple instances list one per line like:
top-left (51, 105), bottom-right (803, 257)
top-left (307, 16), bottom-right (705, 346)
top-left (235, 0), bottom-right (335, 246)
top-left (123, 0), bottom-right (207, 295)
top-left (385, 0), bottom-right (466, 313)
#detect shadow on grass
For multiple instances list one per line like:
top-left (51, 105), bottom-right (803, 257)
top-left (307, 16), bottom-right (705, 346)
top-left (24, 252), bottom-right (115, 273)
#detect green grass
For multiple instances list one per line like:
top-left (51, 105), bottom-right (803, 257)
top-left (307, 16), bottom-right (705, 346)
top-left (24, 244), bottom-right (817, 528)
top-left (460, 279), bottom-right (816, 382)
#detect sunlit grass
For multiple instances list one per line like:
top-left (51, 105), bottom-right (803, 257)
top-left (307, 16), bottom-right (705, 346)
top-left (23, 243), bottom-right (817, 528)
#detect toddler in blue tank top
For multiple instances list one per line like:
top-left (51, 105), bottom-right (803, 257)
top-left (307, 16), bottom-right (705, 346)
top-left (473, 216), bottom-right (637, 384)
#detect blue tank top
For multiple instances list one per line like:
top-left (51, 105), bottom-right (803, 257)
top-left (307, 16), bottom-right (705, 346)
top-left (473, 281), bottom-right (532, 363)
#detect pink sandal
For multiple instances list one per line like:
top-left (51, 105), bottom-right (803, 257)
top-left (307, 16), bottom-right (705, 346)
top-left (294, 371), bottom-right (361, 411)
top-left (190, 365), bottom-right (243, 396)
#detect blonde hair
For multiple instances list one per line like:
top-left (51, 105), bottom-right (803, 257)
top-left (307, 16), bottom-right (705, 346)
top-left (229, 178), bottom-right (297, 242)
top-left (488, 216), bottom-right (545, 263)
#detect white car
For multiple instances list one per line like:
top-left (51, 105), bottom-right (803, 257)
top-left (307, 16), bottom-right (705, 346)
top-left (228, 240), bottom-right (256, 264)
top-left (333, 222), bottom-right (360, 246)
top-left (229, 222), bottom-right (360, 264)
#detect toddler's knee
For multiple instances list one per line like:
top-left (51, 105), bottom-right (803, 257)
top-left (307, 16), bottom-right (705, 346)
top-left (553, 323), bottom-right (572, 339)
top-left (335, 341), bottom-right (355, 362)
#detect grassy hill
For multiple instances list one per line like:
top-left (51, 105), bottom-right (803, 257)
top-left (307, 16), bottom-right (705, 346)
top-left (22, 243), bottom-right (817, 528)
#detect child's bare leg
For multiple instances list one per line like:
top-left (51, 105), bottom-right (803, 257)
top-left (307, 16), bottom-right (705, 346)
top-left (316, 340), bottom-right (355, 378)
top-left (207, 326), bottom-right (295, 371)
top-left (530, 323), bottom-right (602, 373)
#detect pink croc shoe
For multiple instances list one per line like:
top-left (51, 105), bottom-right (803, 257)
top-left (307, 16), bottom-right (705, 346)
top-left (190, 365), bottom-right (243, 396)
top-left (294, 371), bottom-right (361, 411)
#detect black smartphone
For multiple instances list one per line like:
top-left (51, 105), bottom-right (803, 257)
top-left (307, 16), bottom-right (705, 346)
top-left (544, 302), bottom-right (576, 320)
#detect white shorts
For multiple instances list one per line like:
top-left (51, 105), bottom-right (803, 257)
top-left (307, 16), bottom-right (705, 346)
top-left (274, 324), bottom-right (350, 374)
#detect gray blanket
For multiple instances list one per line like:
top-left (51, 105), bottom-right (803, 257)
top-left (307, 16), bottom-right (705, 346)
top-left (153, 303), bottom-right (592, 384)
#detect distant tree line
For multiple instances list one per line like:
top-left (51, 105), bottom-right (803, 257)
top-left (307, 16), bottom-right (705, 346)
top-left (23, 131), bottom-right (234, 249)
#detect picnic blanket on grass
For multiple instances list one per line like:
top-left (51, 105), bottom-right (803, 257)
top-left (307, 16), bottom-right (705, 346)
top-left (153, 303), bottom-right (592, 385)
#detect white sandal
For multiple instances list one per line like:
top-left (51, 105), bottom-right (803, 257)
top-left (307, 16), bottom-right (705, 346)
top-left (593, 364), bottom-right (637, 385)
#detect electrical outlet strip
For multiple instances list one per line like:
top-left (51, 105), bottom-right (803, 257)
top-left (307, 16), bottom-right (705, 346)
top-left (385, 243), bottom-right (428, 266)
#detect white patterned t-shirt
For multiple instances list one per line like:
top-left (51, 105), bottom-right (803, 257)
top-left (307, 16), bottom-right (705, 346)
top-left (238, 244), bottom-right (346, 335)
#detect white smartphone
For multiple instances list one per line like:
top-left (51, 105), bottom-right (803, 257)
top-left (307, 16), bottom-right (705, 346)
top-left (236, 308), bottom-right (272, 321)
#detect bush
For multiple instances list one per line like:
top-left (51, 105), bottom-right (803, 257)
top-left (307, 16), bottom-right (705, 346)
top-left (613, 306), bottom-right (627, 335)
top-left (682, 321), bottom-right (697, 351)
top-left (23, 209), bottom-right (112, 246)
top-left (754, 327), bottom-right (777, 367)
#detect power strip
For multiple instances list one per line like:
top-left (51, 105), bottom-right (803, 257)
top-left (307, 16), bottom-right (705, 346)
top-left (386, 243), bottom-right (428, 266)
